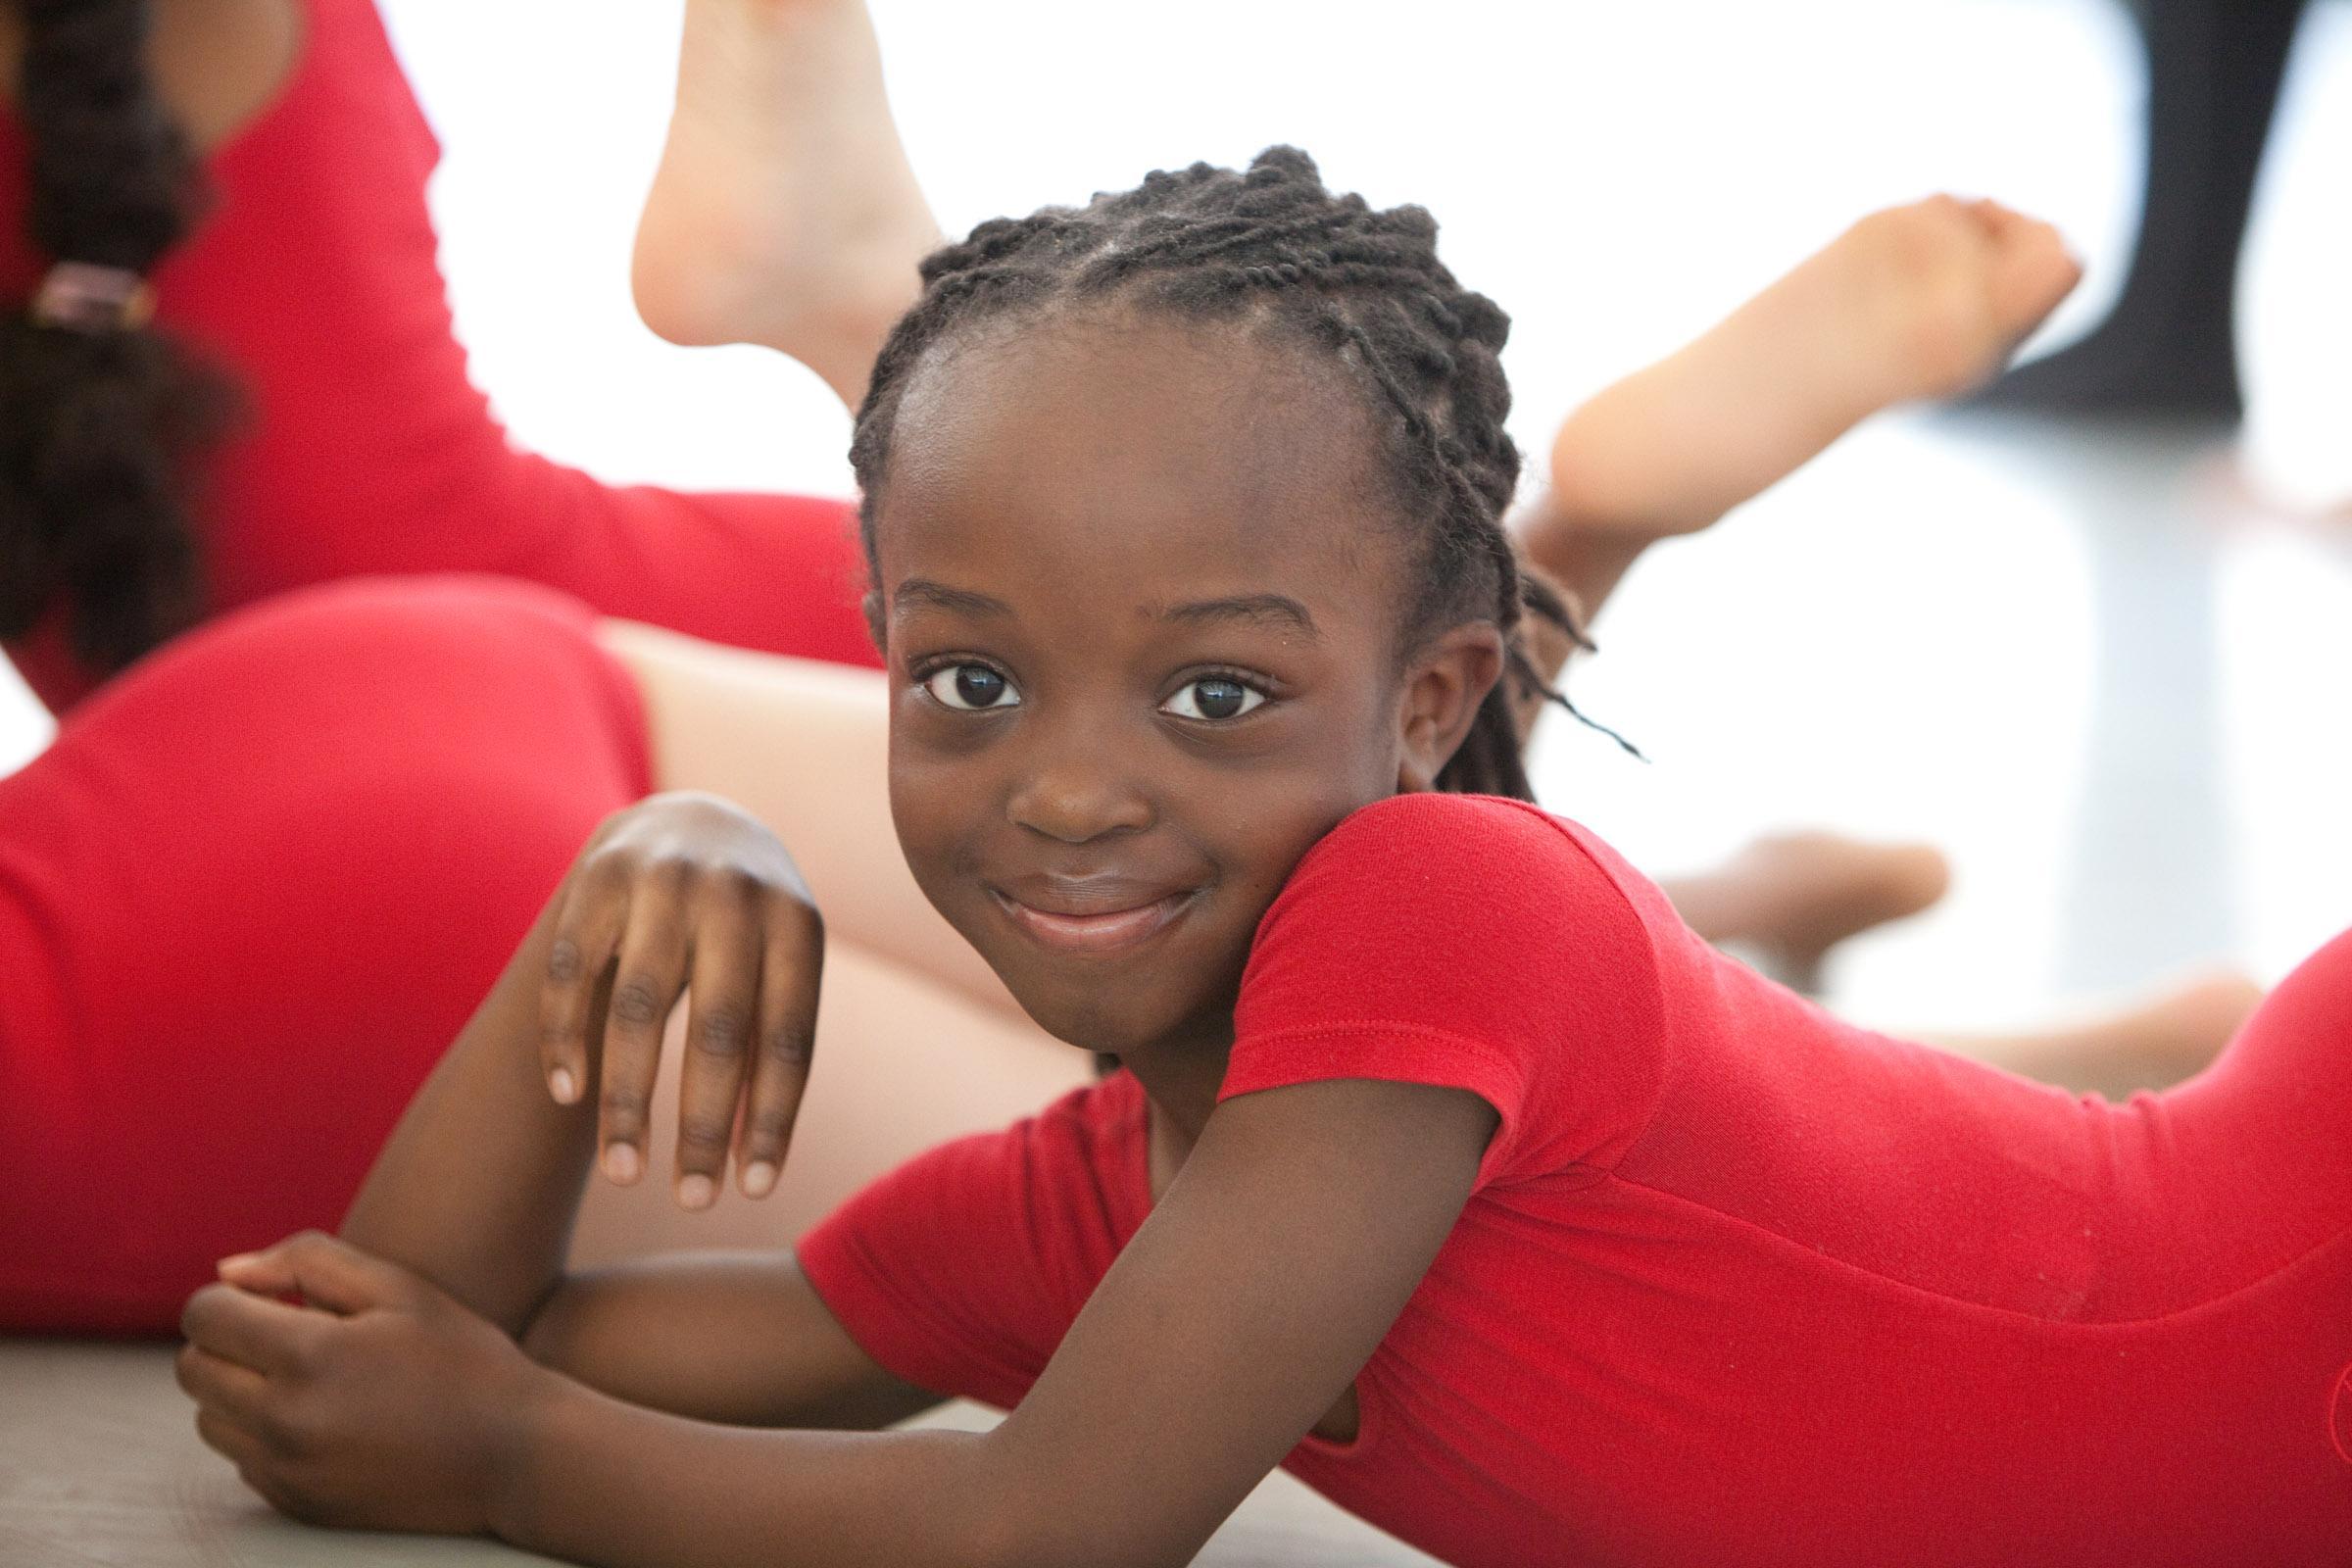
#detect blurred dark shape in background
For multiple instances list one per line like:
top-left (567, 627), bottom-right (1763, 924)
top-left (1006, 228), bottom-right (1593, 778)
top-left (1976, 0), bottom-right (2311, 422)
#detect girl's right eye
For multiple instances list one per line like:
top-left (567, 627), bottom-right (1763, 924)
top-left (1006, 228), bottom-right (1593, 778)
top-left (922, 663), bottom-right (1022, 711)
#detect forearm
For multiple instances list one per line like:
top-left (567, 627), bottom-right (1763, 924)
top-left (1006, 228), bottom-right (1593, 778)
top-left (497, 1378), bottom-right (1020, 1568)
top-left (341, 891), bottom-right (596, 1335)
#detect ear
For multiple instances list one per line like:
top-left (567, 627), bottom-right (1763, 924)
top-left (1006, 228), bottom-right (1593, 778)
top-left (1395, 622), bottom-right (1505, 793)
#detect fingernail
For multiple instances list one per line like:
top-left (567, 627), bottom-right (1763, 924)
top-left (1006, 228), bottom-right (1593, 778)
top-left (603, 1143), bottom-right (642, 1183)
top-left (549, 1066), bottom-right (577, 1104)
top-left (742, 1161), bottom-right (778, 1199)
top-left (218, 1252), bottom-right (261, 1273)
top-left (677, 1174), bottom-right (714, 1211)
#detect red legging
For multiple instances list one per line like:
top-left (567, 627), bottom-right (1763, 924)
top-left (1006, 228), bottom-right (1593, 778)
top-left (0, 0), bottom-right (881, 712)
top-left (0, 577), bottom-right (650, 1333)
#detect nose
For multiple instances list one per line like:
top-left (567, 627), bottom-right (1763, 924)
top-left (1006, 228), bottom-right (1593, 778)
top-left (1006, 721), bottom-right (1154, 844)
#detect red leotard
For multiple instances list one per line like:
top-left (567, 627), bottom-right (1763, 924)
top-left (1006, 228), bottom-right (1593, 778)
top-left (0, 576), bottom-right (651, 1334)
top-left (799, 792), bottom-right (2352, 1566)
top-left (0, 0), bottom-right (879, 715)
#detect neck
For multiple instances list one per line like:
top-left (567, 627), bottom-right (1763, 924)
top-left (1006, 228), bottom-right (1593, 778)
top-left (1111, 1013), bottom-right (1235, 1196)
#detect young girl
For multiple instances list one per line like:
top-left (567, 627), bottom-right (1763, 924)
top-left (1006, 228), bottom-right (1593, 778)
top-left (173, 149), bottom-right (2352, 1565)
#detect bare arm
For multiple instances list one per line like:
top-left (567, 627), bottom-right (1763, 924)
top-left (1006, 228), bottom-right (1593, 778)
top-left (242, 795), bottom-right (936, 1429)
top-left (184, 1060), bottom-right (1491, 1565)
top-left (179, 790), bottom-right (1494, 1565)
top-left (489, 1078), bottom-right (1494, 1568)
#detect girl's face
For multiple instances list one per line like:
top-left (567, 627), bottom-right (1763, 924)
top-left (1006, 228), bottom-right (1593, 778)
top-left (872, 311), bottom-right (1486, 1056)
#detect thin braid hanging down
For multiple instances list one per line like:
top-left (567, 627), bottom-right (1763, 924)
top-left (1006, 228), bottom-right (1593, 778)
top-left (849, 146), bottom-right (1637, 803)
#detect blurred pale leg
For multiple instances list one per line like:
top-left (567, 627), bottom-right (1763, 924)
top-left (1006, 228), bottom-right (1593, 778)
top-left (590, 617), bottom-right (1091, 1247)
top-left (572, 940), bottom-right (1093, 1263)
top-left (600, 617), bottom-right (1018, 1019)
top-left (1915, 969), bottom-right (2263, 1101)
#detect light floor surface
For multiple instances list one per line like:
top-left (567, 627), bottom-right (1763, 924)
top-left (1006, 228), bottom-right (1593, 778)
top-left (0, 1341), bottom-right (1441, 1567)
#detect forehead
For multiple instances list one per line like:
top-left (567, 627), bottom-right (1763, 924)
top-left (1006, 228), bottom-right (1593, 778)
top-left (871, 309), bottom-right (1399, 605)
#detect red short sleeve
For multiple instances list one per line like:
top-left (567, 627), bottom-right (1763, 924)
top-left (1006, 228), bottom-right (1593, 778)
top-left (795, 1077), bottom-right (1147, 1410)
top-left (1220, 794), bottom-right (1668, 1188)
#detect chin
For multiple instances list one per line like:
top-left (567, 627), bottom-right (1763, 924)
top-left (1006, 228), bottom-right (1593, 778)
top-left (1010, 979), bottom-right (1179, 1058)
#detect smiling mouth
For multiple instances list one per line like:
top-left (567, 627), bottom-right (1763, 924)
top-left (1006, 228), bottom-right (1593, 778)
top-left (988, 887), bottom-right (1197, 955)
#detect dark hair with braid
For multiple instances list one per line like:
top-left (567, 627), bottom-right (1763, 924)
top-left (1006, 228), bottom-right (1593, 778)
top-left (850, 146), bottom-right (1632, 805)
top-left (1, 0), bottom-right (240, 675)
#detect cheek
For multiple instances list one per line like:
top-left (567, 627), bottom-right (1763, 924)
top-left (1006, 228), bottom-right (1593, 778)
top-left (1194, 756), bottom-right (1390, 922)
top-left (887, 721), bottom-right (985, 908)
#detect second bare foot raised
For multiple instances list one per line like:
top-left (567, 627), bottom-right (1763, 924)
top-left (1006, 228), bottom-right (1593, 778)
top-left (1522, 197), bottom-right (2082, 615)
top-left (1663, 831), bottom-right (1954, 996)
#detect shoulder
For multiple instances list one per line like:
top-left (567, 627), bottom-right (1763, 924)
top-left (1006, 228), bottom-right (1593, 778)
top-left (1256, 791), bottom-right (1663, 954)
top-left (1231, 793), bottom-right (1672, 1182)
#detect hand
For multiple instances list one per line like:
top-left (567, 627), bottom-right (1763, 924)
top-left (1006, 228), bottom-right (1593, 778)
top-left (176, 1231), bottom-right (553, 1536)
top-left (539, 791), bottom-right (825, 1207)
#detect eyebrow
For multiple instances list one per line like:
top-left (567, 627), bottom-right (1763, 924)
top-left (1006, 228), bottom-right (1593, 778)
top-left (892, 578), bottom-right (1013, 618)
top-left (1162, 594), bottom-right (1320, 638)
top-left (891, 580), bottom-right (1320, 638)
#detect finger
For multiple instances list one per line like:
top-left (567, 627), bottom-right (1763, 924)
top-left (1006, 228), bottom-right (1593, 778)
top-left (219, 1230), bottom-right (414, 1316)
top-left (674, 890), bottom-right (761, 1209)
top-left (180, 1281), bottom-right (322, 1376)
top-left (540, 862), bottom-right (631, 1107)
top-left (176, 1343), bottom-right (274, 1425)
top-left (598, 890), bottom-right (691, 1184)
top-left (194, 1405), bottom-right (271, 1473)
top-left (737, 900), bottom-right (824, 1199)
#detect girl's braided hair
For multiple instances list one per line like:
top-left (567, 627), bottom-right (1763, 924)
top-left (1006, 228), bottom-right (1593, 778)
top-left (1, 0), bottom-right (239, 675)
top-left (849, 146), bottom-right (1625, 802)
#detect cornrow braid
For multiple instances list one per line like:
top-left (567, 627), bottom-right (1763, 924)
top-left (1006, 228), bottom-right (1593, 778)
top-left (1, 0), bottom-right (240, 675)
top-left (851, 146), bottom-right (1629, 805)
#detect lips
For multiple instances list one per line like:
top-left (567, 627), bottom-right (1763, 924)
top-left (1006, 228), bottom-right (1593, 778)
top-left (988, 878), bottom-right (1197, 955)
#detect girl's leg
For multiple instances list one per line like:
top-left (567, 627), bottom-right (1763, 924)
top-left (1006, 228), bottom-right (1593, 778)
top-left (631, 0), bottom-right (943, 412)
top-left (1916, 969), bottom-right (2262, 1100)
top-left (1655, 833), bottom-right (1954, 996)
top-left (568, 939), bottom-right (1090, 1266)
top-left (0, 585), bottom-right (1080, 1333)
top-left (595, 617), bottom-right (1027, 1021)
top-left (1518, 195), bottom-right (2083, 636)
top-left (1658, 839), bottom-right (2253, 1089)
top-left (1515, 200), bottom-right (2251, 1087)
top-left (1514, 197), bottom-right (2078, 972)
top-left (0, 576), bottom-right (653, 1333)
top-left (585, 618), bottom-right (1089, 1254)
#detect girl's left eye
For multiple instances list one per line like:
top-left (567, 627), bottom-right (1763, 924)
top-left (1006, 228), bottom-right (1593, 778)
top-left (1160, 676), bottom-right (1267, 721)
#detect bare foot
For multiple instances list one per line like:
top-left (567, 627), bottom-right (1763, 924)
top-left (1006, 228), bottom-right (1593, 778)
top-left (631, 0), bottom-right (943, 411)
top-left (1521, 196), bottom-right (2082, 616)
top-left (1923, 969), bottom-right (2264, 1100)
top-left (1665, 832), bottom-right (1953, 996)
